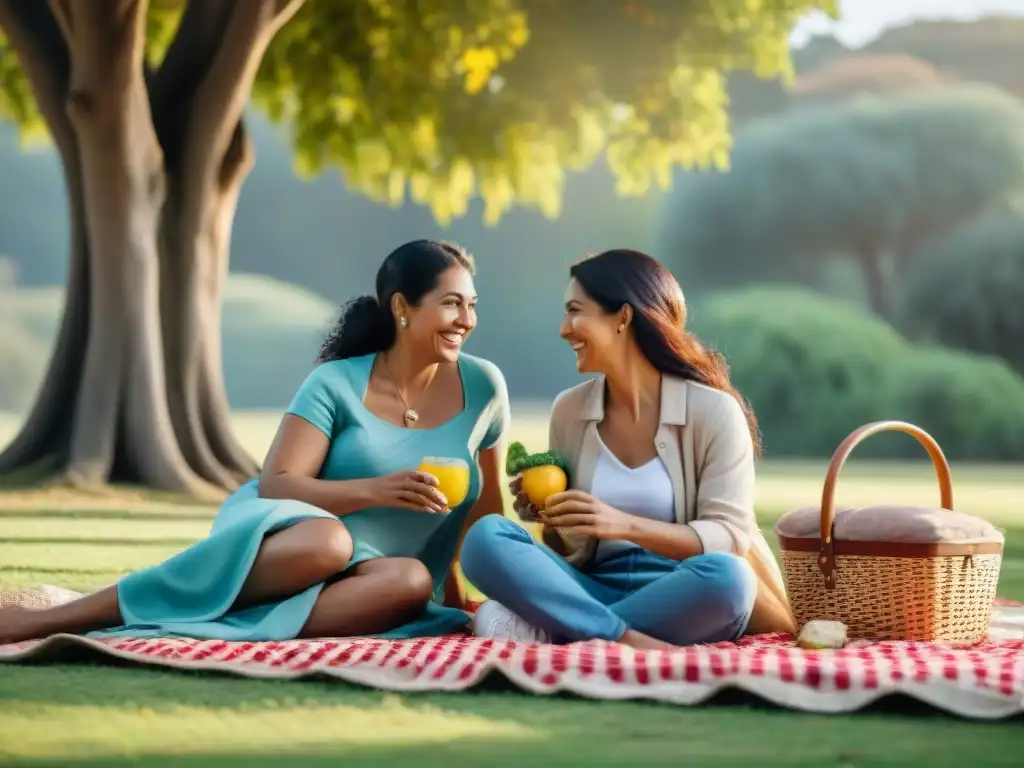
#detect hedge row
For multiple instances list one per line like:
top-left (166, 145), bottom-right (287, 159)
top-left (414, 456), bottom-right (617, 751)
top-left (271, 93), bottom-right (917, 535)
top-left (689, 287), bottom-right (1024, 461)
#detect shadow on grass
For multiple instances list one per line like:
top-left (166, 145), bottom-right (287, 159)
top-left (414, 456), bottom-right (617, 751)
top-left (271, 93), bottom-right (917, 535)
top-left (1, 665), bottom-right (1023, 767)
top-left (0, 458), bottom-right (64, 488)
top-left (0, 472), bottom-right (220, 504)
top-left (0, 536), bottom-right (201, 547)
top-left (0, 740), bottom-right (897, 768)
top-left (3, 659), bottom-right (1022, 724)
top-left (0, 565), bottom-right (129, 578)
top-left (0, 509), bottom-right (214, 522)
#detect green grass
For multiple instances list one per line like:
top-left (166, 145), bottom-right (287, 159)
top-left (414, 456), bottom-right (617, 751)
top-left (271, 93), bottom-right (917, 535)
top-left (2, 504), bottom-right (1023, 766)
top-left (4, 668), bottom-right (1024, 768)
top-left (1, 412), bottom-right (1024, 764)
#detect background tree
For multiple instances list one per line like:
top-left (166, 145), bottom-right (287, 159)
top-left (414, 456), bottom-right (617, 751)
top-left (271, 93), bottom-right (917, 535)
top-left (794, 16), bottom-right (1024, 102)
top-left (0, 0), bottom-right (834, 497)
top-left (899, 205), bottom-right (1024, 374)
top-left (722, 16), bottom-right (1024, 133)
top-left (789, 54), bottom-right (950, 103)
top-left (658, 85), bottom-right (1024, 316)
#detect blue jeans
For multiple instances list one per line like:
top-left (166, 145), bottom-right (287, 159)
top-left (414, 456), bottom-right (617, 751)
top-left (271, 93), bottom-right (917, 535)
top-left (460, 515), bottom-right (757, 645)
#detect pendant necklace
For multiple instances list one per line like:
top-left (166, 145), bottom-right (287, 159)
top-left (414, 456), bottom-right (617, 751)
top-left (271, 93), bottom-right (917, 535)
top-left (381, 354), bottom-right (433, 427)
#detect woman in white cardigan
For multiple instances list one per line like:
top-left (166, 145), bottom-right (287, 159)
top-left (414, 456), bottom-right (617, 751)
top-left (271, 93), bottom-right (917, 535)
top-left (460, 249), bottom-right (793, 649)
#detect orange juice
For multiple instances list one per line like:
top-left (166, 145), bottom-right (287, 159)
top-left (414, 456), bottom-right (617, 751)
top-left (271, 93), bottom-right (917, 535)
top-left (417, 457), bottom-right (470, 509)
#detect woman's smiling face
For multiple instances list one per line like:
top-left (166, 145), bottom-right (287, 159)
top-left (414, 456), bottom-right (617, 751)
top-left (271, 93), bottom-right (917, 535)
top-left (559, 278), bottom-right (622, 374)
top-left (402, 265), bottom-right (478, 363)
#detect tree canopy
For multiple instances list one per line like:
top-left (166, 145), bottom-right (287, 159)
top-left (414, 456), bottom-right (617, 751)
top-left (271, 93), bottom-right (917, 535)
top-left (793, 16), bottom-right (1024, 98)
top-left (658, 84), bottom-right (1024, 315)
top-left (1, 0), bottom-right (834, 226)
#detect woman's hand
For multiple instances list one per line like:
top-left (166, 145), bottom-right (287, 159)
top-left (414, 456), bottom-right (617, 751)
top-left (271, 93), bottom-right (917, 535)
top-left (508, 475), bottom-right (543, 523)
top-left (367, 470), bottom-right (449, 513)
top-left (544, 490), bottom-right (636, 540)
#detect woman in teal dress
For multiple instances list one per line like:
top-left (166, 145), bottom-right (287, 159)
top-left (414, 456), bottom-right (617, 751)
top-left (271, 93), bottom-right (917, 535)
top-left (0, 240), bottom-right (510, 643)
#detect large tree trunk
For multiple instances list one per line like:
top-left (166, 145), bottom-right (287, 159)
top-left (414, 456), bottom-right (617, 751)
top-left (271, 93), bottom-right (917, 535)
top-left (0, 0), bottom-right (302, 497)
top-left (59, 0), bottom-right (219, 497)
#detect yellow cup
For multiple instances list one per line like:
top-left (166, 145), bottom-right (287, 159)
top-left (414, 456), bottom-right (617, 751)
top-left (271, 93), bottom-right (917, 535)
top-left (417, 456), bottom-right (470, 510)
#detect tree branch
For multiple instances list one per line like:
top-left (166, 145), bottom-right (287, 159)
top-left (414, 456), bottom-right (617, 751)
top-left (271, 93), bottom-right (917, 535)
top-left (0, 0), bottom-right (73, 152)
top-left (150, 0), bottom-right (235, 165)
top-left (152, 0), bottom-right (301, 175)
top-left (47, 0), bottom-right (72, 45)
top-left (184, 0), bottom-right (304, 186)
top-left (61, 0), bottom-right (149, 117)
top-left (219, 119), bottom-right (254, 187)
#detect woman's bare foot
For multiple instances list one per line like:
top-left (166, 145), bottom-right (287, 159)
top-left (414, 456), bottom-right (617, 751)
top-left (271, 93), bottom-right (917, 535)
top-left (0, 606), bottom-right (48, 644)
top-left (619, 628), bottom-right (676, 651)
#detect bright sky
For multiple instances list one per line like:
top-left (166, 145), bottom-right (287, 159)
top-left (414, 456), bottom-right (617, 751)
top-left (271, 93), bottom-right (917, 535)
top-left (791, 0), bottom-right (1024, 48)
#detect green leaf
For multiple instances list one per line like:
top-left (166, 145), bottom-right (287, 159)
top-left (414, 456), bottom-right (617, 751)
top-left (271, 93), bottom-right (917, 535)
top-left (0, 29), bottom-right (45, 144)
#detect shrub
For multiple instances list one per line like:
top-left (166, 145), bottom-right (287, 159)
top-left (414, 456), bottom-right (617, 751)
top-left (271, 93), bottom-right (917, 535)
top-left (690, 286), bottom-right (1024, 460)
top-left (886, 346), bottom-right (1024, 461)
top-left (0, 321), bottom-right (49, 411)
top-left (0, 257), bottom-right (17, 286)
top-left (0, 284), bottom-right (61, 344)
top-left (690, 287), bottom-right (908, 456)
top-left (0, 274), bottom-right (337, 413)
top-left (220, 273), bottom-right (336, 408)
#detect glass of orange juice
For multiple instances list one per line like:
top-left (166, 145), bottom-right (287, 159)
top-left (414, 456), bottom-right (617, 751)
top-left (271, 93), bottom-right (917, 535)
top-left (417, 456), bottom-right (470, 510)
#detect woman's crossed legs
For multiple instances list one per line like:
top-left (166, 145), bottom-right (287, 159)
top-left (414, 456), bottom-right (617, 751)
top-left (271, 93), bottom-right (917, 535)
top-left (461, 515), bottom-right (757, 648)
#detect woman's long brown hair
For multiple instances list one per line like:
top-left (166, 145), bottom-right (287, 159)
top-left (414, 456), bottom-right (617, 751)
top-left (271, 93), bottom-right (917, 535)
top-left (570, 249), bottom-right (762, 455)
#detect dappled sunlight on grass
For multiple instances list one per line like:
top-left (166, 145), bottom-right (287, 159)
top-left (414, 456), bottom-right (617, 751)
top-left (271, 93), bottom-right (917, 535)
top-left (0, 515), bottom-right (211, 542)
top-left (0, 695), bottom-right (541, 764)
top-left (0, 541), bottom-right (190, 573)
top-left (2, 667), bottom-right (1024, 766)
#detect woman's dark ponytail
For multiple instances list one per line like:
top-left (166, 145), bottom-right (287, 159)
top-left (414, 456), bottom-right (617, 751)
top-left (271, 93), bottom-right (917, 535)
top-left (317, 295), bottom-right (395, 363)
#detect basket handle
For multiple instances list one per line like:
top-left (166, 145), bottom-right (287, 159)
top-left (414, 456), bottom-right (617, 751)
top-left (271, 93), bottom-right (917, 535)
top-left (817, 421), bottom-right (954, 589)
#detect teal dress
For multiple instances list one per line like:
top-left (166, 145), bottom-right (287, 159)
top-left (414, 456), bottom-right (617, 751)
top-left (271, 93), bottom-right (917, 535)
top-left (94, 352), bottom-right (510, 641)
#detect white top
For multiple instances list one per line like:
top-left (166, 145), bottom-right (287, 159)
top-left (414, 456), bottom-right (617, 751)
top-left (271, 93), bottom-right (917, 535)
top-left (590, 435), bottom-right (737, 563)
top-left (591, 436), bottom-right (676, 563)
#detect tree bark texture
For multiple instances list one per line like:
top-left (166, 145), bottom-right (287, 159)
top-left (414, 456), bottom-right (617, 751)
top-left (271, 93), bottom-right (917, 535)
top-left (0, 0), bottom-right (303, 497)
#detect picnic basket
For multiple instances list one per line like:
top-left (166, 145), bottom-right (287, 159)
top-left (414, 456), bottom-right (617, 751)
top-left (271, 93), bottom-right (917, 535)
top-left (773, 421), bottom-right (1004, 642)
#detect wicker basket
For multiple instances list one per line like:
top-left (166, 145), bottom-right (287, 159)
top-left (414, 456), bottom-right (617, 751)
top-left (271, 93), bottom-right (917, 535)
top-left (774, 421), bottom-right (1004, 643)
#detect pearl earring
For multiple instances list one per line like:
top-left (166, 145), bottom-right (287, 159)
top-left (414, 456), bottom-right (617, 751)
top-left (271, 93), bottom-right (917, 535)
top-left (617, 324), bottom-right (625, 333)
top-left (400, 316), bottom-right (408, 329)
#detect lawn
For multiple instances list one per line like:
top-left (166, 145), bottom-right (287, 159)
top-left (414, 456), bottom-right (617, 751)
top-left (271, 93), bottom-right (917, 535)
top-left (1, 411), bottom-right (1023, 765)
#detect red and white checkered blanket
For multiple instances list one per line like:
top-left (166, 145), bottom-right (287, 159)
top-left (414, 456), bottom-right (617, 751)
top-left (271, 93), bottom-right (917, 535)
top-left (2, 591), bottom-right (1022, 720)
